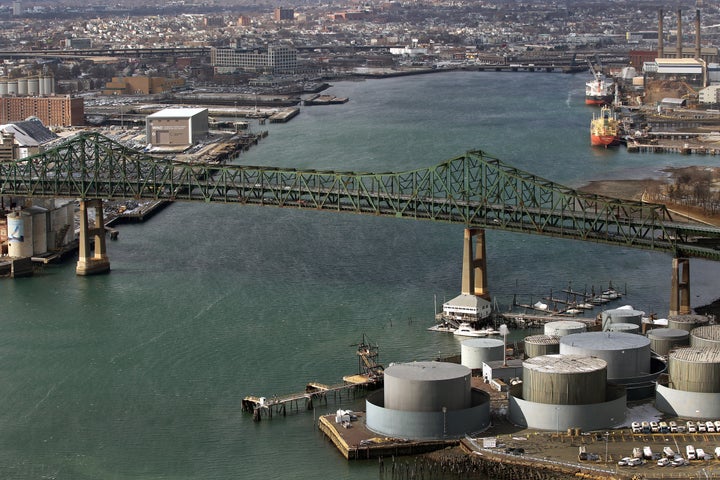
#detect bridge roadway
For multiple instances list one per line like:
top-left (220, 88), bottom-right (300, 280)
top-left (2, 132), bottom-right (720, 262)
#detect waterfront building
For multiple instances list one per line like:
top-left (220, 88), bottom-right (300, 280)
top-left (146, 107), bottom-right (208, 149)
top-left (210, 45), bottom-right (297, 75)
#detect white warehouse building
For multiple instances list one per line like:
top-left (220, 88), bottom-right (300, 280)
top-left (146, 108), bottom-right (209, 149)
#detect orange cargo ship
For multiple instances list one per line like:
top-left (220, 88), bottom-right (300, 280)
top-left (590, 105), bottom-right (620, 147)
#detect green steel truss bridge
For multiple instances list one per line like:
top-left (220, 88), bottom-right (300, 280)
top-left (3, 132), bottom-right (720, 262)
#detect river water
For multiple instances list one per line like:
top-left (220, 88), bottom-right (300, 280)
top-left (2, 71), bottom-right (720, 479)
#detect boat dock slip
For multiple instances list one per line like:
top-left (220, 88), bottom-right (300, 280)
top-left (500, 313), bottom-right (598, 329)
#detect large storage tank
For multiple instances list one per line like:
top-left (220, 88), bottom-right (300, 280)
top-left (7, 79), bottom-right (17, 96)
top-left (607, 323), bottom-right (640, 334)
top-left (559, 331), bottom-right (651, 380)
top-left (668, 314), bottom-right (709, 332)
top-left (7, 211), bottom-right (33, 258)
top-left (27, 76), bottom-right (39, 96)
top-left (544, 320), bottom-right (586, 337)
top-left (601, 307), bottom-right (643, 329)
top-left (17, 77), bottom-right (27, 95)
top-left (383, 361), bottom-right (471, 412)
top-left (0, 78), bottom-right (8, 96)
top-left (523, 335), bottom-right (560, 358)
top-left (461, 338), bottom-right (504, 369)
top-left (40, 75), bottom-right (54, 95)
top-left (647, 328), bottom-right (690, 356)
top-left (522, 354), bottom-right (606, 405)
top-left (27, 206), bottom-right (48, 255)
top-left (668, 347), bottom-right (720, 393)
top-left (690, 325), bottom-right (720, 350)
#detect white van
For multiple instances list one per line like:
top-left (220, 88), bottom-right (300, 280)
top-left (686, 445), bottom-right (696, 460)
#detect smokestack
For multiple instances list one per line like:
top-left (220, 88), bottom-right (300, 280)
top-left (677, 9), bottom-right (683, 58)
top-left (658, 8), bottom-right (664, 58)
top-left (695, 9), bottom-right (701, 59)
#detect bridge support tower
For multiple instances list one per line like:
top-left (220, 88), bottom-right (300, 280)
top-left (76, 199), bottom-right (110, 276)
top-left (461, 228), bottom-right (490, 299)
top-left (669, 257), bottom-right (690, 316)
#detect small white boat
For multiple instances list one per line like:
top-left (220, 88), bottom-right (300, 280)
top-left (453, 323), bottom-right (488, 337)
top-left (533, 301), bottom-right (549, 311)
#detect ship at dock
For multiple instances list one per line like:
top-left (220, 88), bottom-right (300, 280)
top-left (585, 64), bottom-right (613, 106)
top-left (590, 105), bottom-right (621, 147)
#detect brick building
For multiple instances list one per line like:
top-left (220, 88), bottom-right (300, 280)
top-left (102, 76), bottom-right (185, 95)
top-left (0, 96), bottom-right (84, 127)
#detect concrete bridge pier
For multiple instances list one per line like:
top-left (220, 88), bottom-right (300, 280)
top-left (76, 199), bottom-right (110, 276)
top-left (461, 228), bottom-right (490, 299)
top-left (669, 257), bottom-right (690, 316)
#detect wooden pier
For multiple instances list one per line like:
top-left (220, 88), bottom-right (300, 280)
top-left (241, 376), bottom-right (380, 421)
top-left (242, 335), bottom-right (384, 421)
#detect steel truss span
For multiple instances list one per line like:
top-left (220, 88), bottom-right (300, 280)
top-left (2, 132), bottom-right (720, 261)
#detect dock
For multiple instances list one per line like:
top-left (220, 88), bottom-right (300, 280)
top-left (318, 412), bottom-right (456, 460)
top-left (242, 335), bottom-right (384, 421)
top-left (241, 376), bottom-right (381, 421)
top-left (500, 312), bottom-right (599, 329)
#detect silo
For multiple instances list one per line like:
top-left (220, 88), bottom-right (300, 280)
top-left (17, 77), bottom-right (27, 96)
top-left (383, 361), bottom-right (471, 412)
top-left (0, 78), bottom-right (8, 96)
top-left (668, 347), bottom-right (720, 393)
top-left (690, 325), bottom-right (720, 350)
top-left (27, 76), bottom-right (39, 96)
top-left (544, 320), bottom-right (586, 337)
top-left (522, 354), bottom-right (606, 405)
top-left (523, 335), bottom-right (560, 358)
top-left (461, 338), bottom-right (504, 368)
top-left (607, 323), bottom-right (640, 334)
top-left (601, 307), bottom-right (643, 329)
top-left (668, 314), bottom-right (709, 332)
top-left (41, 75), bottom-right (54, 95)
top-left (647, 328), bottom-right (690, 356)
top-left (559, 331), bottom-right (651, 380)
top-left (27, 206), bottom-right (48, 255)
top-left (7, 211), bottom-right (33, 258)
top-left (7, 79), bottom-right (17, 95)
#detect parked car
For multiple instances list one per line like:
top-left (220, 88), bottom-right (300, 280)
top-left (705, 421), bottom-right (715, 433)
top-left (686, 445), bottom-right (696, 460)
top-left (631, 421), bottom-right (641, 433)
top-left (669, 421), bottom-right (678, 433)
top-left (657, 457), bottom-right (669, 467)
top-left (687, 421), bottom-right (697, 433)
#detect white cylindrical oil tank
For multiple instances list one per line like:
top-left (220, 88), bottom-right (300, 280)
top-left (7, 211), bottom-right (33, 258)
top-left (41, 75), bottom-right (54, 95)
top-left (647, 328), bottom-right (690, 356)
top-left (690, 325), bottom-right (720, 350)
top-left (668, 347), bottom-right (720, 393)
top-left (559, 331), bottom-right (651, 380)
top-left (523, 335), bottom-right (560, 358)
top-left (668, 314), bottom-right (709, 332)
top-left (27, 206), bottom-right (48, 255)
top-left (383, 361), bottom-right (471, 412)
top-left (0, 78), bottom-right (8, 96)
top-left (607, 323), bottom-right (640, 334)
top-left (7, 79), bottom-right (17, 95)
top-left (601, 307), bottom-right (643, 329)
top-left (27, 76), bottom-right (39, 96)
top-left (17, 77), bottom-right (27, 95)
top-left (461, 338), bottom-right (504, 369)
top-left (522, 354), bottom-right (607, 405)
top-left (544, 320), bottom-right (586, 337)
